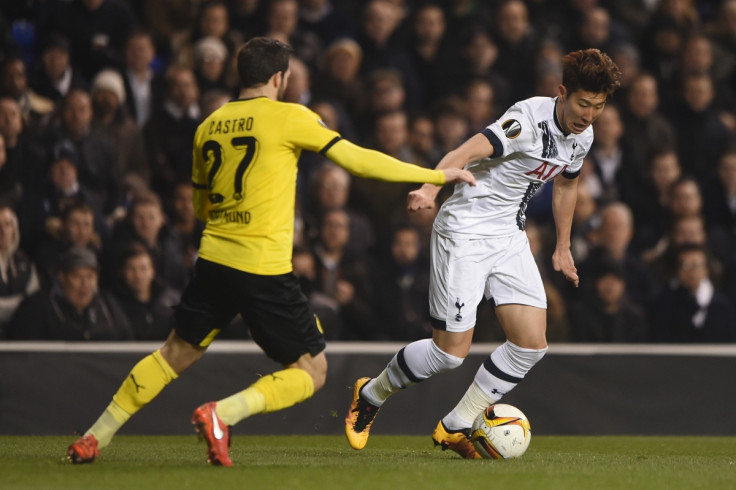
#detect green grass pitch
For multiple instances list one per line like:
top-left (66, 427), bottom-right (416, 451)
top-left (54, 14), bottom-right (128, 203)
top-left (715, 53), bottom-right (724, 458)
top-left (1, 435), bottom-right (735, 490)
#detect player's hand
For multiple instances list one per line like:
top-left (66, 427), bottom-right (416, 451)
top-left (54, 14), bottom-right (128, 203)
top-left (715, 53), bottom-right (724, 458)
top-left (552, 247), bottom-right (579, 288)
top-left (442, 168), bottom-right (476, 186)
top-left (407, 186), bottom-right (438, 212)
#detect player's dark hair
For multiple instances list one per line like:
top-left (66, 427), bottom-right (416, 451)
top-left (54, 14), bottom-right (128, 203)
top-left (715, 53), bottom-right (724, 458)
top-left (237, 37), bottom-right (293, 88)
top-left (561, 49), bottom-right (621, 97)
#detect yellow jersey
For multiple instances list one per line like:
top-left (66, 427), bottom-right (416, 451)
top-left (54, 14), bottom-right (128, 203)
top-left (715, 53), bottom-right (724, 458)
top-left (192, 96), bottom-right (446, 275)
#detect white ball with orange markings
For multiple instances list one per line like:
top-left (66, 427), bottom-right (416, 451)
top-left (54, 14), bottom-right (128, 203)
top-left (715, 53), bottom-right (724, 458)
top-left (470, 404), bottom-right (531, 459)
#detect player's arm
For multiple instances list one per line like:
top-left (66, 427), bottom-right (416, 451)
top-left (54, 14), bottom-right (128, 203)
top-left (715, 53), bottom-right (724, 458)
top-left (323, 138), bottom-right (475, 186)
top-left (191, 143), bottom-right (210, 223)
top-left (551, 174), bottom-right (579, 287)
top-left (408, 133), bottom-right (493, 211)
top-left (192, 182), bottom-right (210, 223)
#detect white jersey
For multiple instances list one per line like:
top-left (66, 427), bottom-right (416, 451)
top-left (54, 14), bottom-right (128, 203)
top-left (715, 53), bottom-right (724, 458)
top-left (434, 96), bottom-right (593, 238)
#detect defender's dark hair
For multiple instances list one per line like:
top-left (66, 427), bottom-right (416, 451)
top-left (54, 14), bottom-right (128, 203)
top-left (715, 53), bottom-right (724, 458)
top-left (237, 37), bottom-right (293, 88)
top-left (561, 49), bottom-right (621, 97)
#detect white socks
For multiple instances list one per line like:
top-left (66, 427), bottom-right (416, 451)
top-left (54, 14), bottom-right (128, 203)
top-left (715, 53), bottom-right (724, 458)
top-left (442, 341), bottom-right (547, 430)
top-left (361, 338), bottom-right (464, 406)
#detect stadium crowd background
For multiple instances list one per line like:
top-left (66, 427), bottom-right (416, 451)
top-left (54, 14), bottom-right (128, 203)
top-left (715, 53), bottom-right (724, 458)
top-left (0, 0), bottom-right (735, 343)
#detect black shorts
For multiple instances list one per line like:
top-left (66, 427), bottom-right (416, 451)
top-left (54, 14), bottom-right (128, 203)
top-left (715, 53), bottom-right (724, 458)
top-left (171, 258), bottom-right (325, 365)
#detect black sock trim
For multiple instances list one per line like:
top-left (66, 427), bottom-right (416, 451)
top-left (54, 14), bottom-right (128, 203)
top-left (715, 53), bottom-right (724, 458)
top-left (483, 357), bottom-right (523, 383)
top-left (397, 347), bottom-right (423, 384)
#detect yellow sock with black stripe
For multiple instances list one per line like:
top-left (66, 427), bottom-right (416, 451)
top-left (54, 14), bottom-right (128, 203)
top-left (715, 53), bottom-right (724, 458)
top-left (215, 368), bottom-right (314, 426)
top-left (86, 350), bottom-right (178, 448)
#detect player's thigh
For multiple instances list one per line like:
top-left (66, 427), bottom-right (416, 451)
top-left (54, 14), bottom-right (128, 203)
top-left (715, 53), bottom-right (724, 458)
top-left (240, 272), bottom-right (326, 366)
top-left (171, 259), bottom-right (240, 348)
top-left (485, 232), bottom-right (547, 311)
top-left (494, 304), bottom-right (547, 349)
top-left (429, 232), bottom-right (491, 333)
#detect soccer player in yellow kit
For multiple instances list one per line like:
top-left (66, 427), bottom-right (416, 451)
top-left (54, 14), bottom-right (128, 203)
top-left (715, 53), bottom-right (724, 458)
top-left (66, 37), bottom-right (475, 466)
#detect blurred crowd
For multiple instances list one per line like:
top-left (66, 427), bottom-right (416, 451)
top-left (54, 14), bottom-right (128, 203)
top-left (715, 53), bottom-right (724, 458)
top-left (0, 0), bottom-right (735, 343)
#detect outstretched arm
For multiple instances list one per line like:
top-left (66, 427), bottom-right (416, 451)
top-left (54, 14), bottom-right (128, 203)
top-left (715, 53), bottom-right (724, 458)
top-left (551, 174), bottom-right (579, 287)
top-left (408, 133), bottom-right (493, 211)
top-left (323, 138), bottom-right (476, 186)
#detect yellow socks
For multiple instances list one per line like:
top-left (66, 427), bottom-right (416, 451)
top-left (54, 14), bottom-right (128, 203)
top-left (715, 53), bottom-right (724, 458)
top-left (87, 350), bottom-right (178, 448)
top-left (215, 368), bottom-right (314, 426)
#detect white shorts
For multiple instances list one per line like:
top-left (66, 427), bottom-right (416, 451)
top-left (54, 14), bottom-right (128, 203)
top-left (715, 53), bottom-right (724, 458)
top-left (429, 230), bottom-right (546, 332)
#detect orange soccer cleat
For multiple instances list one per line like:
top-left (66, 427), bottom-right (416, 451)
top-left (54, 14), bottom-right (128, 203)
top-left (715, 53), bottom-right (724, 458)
top-left (191, 401), bottom-right (232, 466)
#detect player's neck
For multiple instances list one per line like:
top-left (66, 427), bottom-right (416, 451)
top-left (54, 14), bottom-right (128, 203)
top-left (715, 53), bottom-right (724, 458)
top-left (239, 85), bottom-right (278, 101)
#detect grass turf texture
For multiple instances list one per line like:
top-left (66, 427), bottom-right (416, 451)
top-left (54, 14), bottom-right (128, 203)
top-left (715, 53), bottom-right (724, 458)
top-left (1, 435), bottom-right (735, 490)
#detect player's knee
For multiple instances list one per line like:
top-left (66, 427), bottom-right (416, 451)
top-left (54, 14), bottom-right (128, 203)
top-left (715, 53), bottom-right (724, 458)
top-left (300, 352), bottom-right (327, 392)
top-left (430, 340), bottom-right (465, 373)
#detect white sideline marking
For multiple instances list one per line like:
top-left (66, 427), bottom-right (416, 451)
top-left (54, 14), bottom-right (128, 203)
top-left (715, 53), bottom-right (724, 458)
top-left (0, 341), bottom-right (735, 356)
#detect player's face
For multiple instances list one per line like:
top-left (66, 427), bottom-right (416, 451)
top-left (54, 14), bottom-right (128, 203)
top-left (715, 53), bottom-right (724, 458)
top-left (557, 87), bottom-right (607, 134)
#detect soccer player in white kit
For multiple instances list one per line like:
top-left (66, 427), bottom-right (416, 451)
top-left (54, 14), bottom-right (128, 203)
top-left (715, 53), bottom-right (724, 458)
top-left (345, 49), bottom-right (621, 458)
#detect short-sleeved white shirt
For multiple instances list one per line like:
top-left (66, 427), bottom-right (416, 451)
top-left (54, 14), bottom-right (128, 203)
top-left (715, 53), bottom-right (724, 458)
top-left (433, 96), bottom-right (593, 238)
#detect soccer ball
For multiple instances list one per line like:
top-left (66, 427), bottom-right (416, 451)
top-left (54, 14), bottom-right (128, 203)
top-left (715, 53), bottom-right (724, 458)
top-left (470, 404), bottom-right (531, 459)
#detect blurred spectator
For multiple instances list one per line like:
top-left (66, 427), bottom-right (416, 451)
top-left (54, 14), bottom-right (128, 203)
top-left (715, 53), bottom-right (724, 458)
top-left (464, 79), bottom-right (495, 135)
top-left (620, 73), bottom-right (677, 171)
top-left (675, 32), bottom-right (733, 102)
top-left (703, 149), bottom-right (736, 263)
top-left (0, 55), bottom-right (54, 133)
top-left (17, 142), bottom-right (107, 257)
top-left (0, 97), bottom-right (47, 206)
top-left (0, 205), bottom-right (40, 333)
top-left (650, 243), bottom-right (736, 342)
top-left (358, 0), bottom-right (420, 111)
top-left (6, 246), bottom-right (133, 340)
top-left (588, 104), bottom-right (641, 206)
top-left (143, 66), bottom-right (200, 195)
top-left (645, 214), bottom-right (716, 289)
top-left (408, 2), bottom-right (456, 106)
top-left (33, 199), bottom-right (104, 290)
top-left (113, 242), bottom-right (181, 340)
top-left (371, 223), bottom-right (431, 340)
top-left (264, 0), bottom-right (322, 68)
top-left (364, 68), bottom-right (407, 135)
top-left (456, 30), bottom-right (509, 111)
top-left (526, 220), bottom-right (570, 342)
top-left (579, 202), bottom-right (659, 309)
top-left (48, 89), bottom-right (123, 221)
top-left (90, 69), bottom-right (148, 183)
top-left (609, 43), bottom-right (642, 103)
top-left (192, 36), bottom-right (235, 95)
top-left (28, 34), bottom-right (89, 103)
top-left (314, 38), bottom-right (366, 120)
top-left (298, 0), bottom-right (357, 46)
top-left (570, 180), bottom-right (599, 264)
top-left (106, 191), bottom-right (189, 291)
top-left (569, 259), bottom-right (649, 342)
top-left (640, 0), bottom-right (697, 88)
top-left (629, 149), bottom-right (682, 254)
top-left (407, 113), bottom-right (441, 167)
top-left (568, 6), bottom-right (628, 54)
top-left (164, 180), bottom-right (204, 275)
top-left (310, 208), bottom-right (375, 340)
top-left (282, 56), bottom-right (312, 106)
top-left (372, 109), bottom-right (413, 161)
top-left (200, 89), bottom-right (231, 118)
top-left (170, 0), bottom-right (243, 72)
top-left (122, 29), bottom-right (166, 128)
top-left (432, 96), bottom-right (468, 155)
top-left (37, 0), bottom-right (137, 80)
top-left (493, 0), bottom-right (539, 102)
top-left (305, 163), bottom-right (374, 257)
top-left (667, 73), bottom-right (732, 183)
top-left (139, 0), bottom-right (194, 57)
